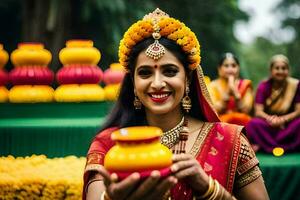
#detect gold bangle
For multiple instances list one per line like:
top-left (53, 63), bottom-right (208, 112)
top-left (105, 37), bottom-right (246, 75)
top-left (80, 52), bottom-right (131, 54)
top-left (195, 175), bottom-right (214, 199)
top-left (207, 179), bottom-right (220, 200)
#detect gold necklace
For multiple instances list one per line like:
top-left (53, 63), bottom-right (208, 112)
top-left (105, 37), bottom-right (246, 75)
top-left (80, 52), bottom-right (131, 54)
top-left (160, 116), bottom-right (185, 148)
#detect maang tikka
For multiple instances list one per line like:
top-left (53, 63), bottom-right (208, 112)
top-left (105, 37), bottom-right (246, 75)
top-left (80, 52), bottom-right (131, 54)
top-left (144, 8), bottom-right (167, 60)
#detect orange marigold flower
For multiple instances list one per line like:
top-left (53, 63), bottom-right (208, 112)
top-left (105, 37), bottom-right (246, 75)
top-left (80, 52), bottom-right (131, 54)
top-left (119, 10), bottom-right (201, 71)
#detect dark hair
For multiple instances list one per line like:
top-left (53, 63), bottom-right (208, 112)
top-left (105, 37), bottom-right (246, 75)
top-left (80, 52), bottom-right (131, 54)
top-left (99, 37), bottom-right (204, 132)
top-left (218, 52), bottom-right (240, 67)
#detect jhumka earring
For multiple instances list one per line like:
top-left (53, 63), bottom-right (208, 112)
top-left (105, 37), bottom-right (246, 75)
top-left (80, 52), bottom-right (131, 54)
top-left (182, 84), bottom-right (192, 113)
top-left (133, 96), bottom-right (142, 110)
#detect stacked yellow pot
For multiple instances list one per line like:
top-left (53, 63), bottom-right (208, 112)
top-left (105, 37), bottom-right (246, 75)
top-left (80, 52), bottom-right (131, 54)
top-left (0, 44), bottom-right (9, 102)
top-left (9, 43), bottom-right (54, 103)
top-left (54, 40), bottom-right (105, 102)
top-left (103, 63), bottom-right (125, 101)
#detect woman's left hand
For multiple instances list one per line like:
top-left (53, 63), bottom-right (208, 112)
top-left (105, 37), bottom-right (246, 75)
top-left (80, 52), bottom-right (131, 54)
top-left (171, 153), bottom-right (209, 195)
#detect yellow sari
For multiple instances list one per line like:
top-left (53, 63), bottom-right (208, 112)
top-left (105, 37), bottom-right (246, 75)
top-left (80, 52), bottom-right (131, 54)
top-left (208, 78), bottom-right (253, 126)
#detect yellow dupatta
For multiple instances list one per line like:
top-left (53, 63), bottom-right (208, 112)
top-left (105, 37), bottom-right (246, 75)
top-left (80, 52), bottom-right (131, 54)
top-left (209, 78), bottom-right (252, 113)
top-left (266, 77), bottom-right (299, 114)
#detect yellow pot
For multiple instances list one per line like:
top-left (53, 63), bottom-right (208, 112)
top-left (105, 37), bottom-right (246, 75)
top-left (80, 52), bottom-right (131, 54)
top-left (0, 86), bottom-right (8, 102)
top-left (0, 44), bottom-right (9, 68)
top-left (10, 43), bottom-right (52, 66)
top-left (110, 63), bottom-right (125, 71)
top-left (54, 84), bottom-right (105, 102)
top-left (9, 85), bottom-right (54, 103)
top-left (59, 40), bottom-right (101, 65)
top-left (104, 126), bottom-right (172, 179)
top-left (104, 84), bottom-right (120, 101)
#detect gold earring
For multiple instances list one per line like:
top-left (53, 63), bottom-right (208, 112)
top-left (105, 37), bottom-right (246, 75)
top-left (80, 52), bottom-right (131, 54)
top-left (182, 85), bottom-right (192, 113)
top-left (134, 96), bottom-right (142, 109)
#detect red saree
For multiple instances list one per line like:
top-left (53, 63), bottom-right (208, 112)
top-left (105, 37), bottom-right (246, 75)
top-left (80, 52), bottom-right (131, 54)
top-left (83, 122), bottom-right (241, 200)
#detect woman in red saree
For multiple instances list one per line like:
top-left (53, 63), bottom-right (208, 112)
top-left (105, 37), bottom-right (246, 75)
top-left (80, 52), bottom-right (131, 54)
top-left (83, 9), bottom-right (268, 200)
top-left (208, 53), bottom-right (253, 126)
top-left (246, 54), bottom-right (300, 153)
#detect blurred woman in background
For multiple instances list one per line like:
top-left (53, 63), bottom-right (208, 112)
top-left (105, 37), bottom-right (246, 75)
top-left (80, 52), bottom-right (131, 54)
top-left (246, 54), bottom-right (300, 153)
top-left (209, 53), bottom-right (253, 126)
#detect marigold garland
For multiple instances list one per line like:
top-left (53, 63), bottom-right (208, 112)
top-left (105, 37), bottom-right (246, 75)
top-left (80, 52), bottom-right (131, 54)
top-left (0, 155), bottom-right (85, 200)
top-left (118, 9), bottom-right (201, 71)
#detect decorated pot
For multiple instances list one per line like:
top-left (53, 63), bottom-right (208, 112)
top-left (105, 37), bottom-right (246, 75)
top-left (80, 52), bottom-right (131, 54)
top-left (56, 64), bottom-right (103, 84)
top-left (10, 43), bottom-right (52, 66)
top-left (0, 69), bottom-right (8, 85)
top-left (0, 86), bottom-right (8, 102)
top-left (9, 66), bottom-right (54, 85)
top-left (0, 44), bottom-right (9, 68)
top-left (9, 85), bottom-right (54, 103)
top-left (104, 84), bottom-right (120, 101)
top-left (104, 126), bottom-right (173, 179)
top-left (54, 84), bottom-right (105, 102)
top-left (59, 40), bottom-right (101, 65)
top-left (103, 63), bottom-right (125, 85)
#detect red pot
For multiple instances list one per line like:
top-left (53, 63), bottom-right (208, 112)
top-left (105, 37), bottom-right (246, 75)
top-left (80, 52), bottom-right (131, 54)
top-left (56, 65), bottom-right (103, 84)
top-left (0, 69), bottom-right (8, 85)
top-left (103, 68), bottom-right (125, 85)
top-left (9, 66), bottom-right (54, 85)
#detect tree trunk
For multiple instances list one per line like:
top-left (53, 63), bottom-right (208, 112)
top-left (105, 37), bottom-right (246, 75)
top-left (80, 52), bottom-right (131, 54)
top-left (21, 0), bottom-right (72, 74)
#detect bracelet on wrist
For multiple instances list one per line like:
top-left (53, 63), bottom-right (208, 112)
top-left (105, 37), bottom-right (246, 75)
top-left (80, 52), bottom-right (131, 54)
top-left (194, 175), bottom-right (214, 199)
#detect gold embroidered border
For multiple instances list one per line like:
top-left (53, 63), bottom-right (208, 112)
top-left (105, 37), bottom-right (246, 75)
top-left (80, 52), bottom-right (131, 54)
top-left (84, 163), bottom-right (104, 173)
top-left (235, 166), bottom-right (262, 189)
top-left (196, 68), bottom-right (219, 118)
top-left (237, 157), bottom-right (259, 175)
top-left (227, 124), bottom-right (242, 193)
top-left (189, 122), bottom-right (214, 157)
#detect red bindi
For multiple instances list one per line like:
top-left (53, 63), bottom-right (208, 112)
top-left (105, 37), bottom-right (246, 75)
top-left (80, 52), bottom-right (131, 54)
top-left (154, 65), bottom-right (158, 69)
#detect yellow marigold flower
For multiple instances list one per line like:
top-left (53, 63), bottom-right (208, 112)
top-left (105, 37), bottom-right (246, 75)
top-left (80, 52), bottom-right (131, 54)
top-left (119, 9), bottom-right (201, 71)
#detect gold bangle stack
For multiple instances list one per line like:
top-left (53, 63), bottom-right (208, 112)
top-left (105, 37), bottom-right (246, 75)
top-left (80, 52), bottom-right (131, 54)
top-left (195, 175), bottom-right (214, 199)
top-left (195, 176), bottom-right (222, 200)
top-left (207, 179), bottom-right (220, 200)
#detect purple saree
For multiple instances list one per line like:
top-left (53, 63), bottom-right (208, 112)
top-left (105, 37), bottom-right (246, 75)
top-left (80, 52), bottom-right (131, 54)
top-left (246, 77), bottom-right (300, 152)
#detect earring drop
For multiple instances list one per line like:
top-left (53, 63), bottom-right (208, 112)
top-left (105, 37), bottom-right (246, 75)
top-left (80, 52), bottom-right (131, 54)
top-left (182, 85), bottom-right (192, 113)
top-left (133, 96), bottom-right (142, 109)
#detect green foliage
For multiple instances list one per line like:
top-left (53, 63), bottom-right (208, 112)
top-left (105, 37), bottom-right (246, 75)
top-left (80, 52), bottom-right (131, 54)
top-left (78, 0), bottom-right (248, 72)
top-left (79, 0), bottom-right (156, 69)
top-left (276, 0), bottom-right (300, 78)
top-left (238, 37), bottom-right (288, 88)
top-left (148, 0), bottom-right (248, 77)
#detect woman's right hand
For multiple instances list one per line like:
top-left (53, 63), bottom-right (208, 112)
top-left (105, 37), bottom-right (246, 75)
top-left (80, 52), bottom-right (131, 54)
top-left (97, 166), bottom-right (177, 200)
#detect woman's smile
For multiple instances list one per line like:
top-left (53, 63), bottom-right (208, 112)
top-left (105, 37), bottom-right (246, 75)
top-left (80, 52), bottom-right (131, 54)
top-left (148, 91), bottom-right (171, 103)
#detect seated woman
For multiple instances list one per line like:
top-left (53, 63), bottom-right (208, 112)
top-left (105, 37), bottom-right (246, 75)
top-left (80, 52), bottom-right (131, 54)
top-left (208, 53), bottom-right (253, 126)
top-left (83, 9), bottom-right (269, 200)
top-left (246, 54), bottom-right (300, 153)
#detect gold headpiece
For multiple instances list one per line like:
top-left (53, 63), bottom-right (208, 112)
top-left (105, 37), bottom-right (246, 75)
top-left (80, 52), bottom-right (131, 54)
top-left (118, 8), bottom-right (201, 72)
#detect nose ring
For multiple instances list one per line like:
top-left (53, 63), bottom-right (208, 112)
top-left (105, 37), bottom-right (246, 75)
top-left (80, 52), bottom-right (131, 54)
top-left (161, 82), bottom-right (167, 87)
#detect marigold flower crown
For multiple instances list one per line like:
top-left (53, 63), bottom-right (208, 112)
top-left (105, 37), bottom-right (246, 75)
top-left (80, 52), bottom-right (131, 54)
top-left (118, 8), bottom-right (201, 72)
